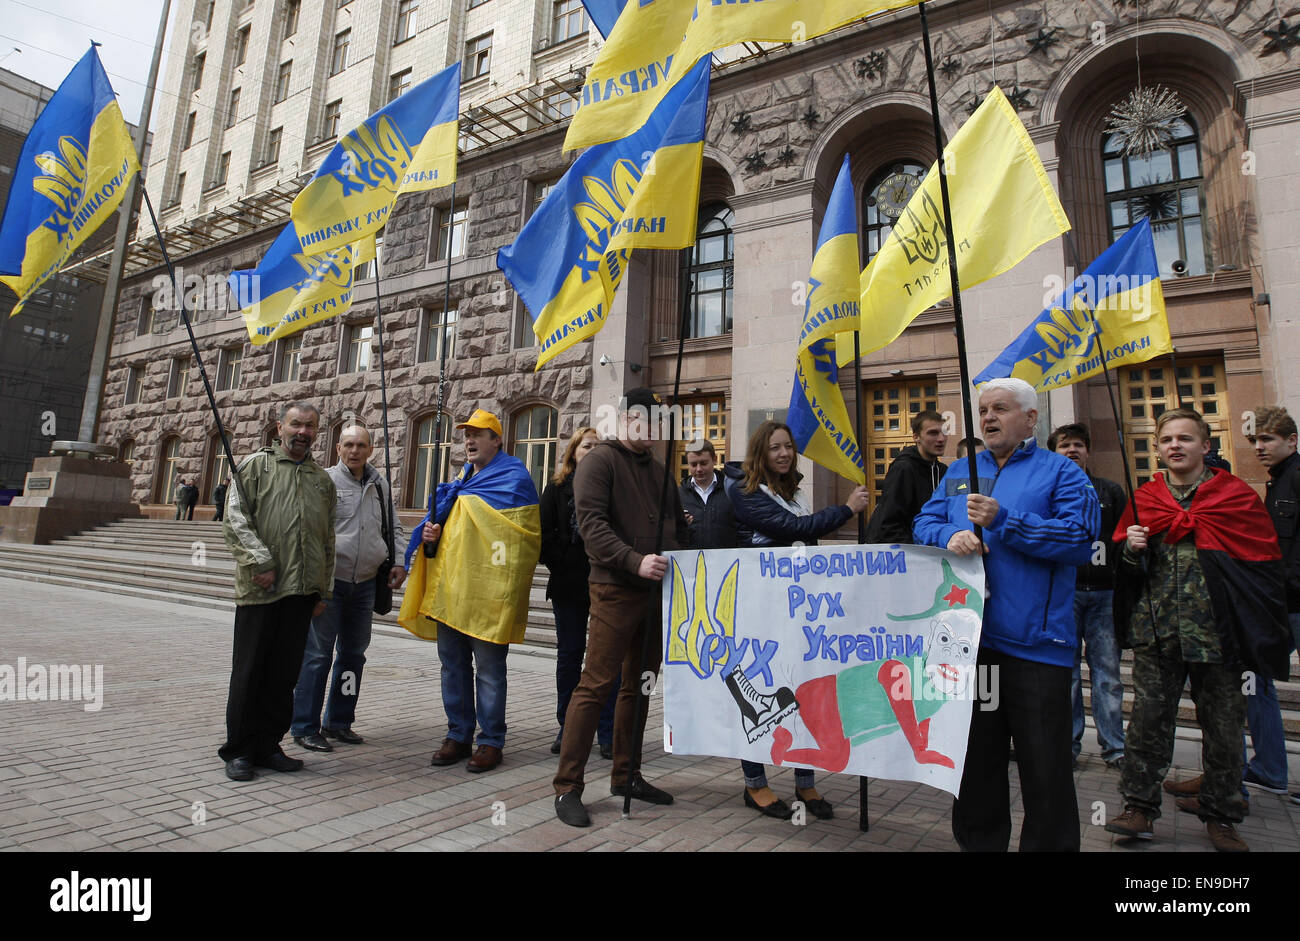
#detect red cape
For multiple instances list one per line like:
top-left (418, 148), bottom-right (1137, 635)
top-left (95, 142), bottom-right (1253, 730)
top-left (1113, 469), bottom-right (1280, 562)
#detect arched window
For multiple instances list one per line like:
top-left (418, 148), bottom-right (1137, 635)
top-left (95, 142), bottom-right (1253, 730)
top-left (156, 435), bottom-right (184, 504)
top-left (512, 404), bottom-right (558, 494)
top-left (1102, 115), bottom-right (1207, 276)
top-left (410, 413), bottom-right (453, 509)
top-left (861, 161), bottom-right (927, 265)
top-left (681, 203), bottom-right (733, 338)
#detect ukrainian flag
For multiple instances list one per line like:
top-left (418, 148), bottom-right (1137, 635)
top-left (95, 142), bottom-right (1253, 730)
top-left (498, 58), bottom-right (709, 369)
top-left (290, 62), bottom-right (459, 255)
top-left (565, 0), bottom-right (921, 151)
top-left (0, 47), bottom-right (139, 317)
top-left (227, 223), bottom-right (375, 345)
top-left (787, 156), bottom-right (865, 485)
top-left (580, 0), bottom-right (626, 37)
top-left (398, 451), bottom-right (541, 645)
top-left (840, 86), bottom-right (1071, 366)
top-left (974, 218), bottom-right (1172, 391)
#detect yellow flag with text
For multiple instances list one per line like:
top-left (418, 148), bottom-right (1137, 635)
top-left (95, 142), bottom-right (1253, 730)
top-left (840, 85), bottom-right (1071, 364)
top-left (565, 0), bottom-right (921, 151)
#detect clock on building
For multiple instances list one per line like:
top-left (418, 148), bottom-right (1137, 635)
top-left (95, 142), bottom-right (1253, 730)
top-left (871, 167), bottom-right (923, 219)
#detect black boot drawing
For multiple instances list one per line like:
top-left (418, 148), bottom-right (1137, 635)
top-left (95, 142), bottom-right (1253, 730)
top-left (726, 666), bottom-right (798, 744)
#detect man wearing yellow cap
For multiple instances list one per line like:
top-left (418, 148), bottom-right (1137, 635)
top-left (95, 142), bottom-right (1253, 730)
top-left (398, 408), bottom-right (541, 773)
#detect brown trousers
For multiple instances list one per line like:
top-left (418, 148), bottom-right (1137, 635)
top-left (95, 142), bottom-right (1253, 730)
top-left (553, 582), bottom-right (662, 796)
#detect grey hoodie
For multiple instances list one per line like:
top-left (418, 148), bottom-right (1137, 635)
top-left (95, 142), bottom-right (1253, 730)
top-left (329, 462), bottom-right (407, 584)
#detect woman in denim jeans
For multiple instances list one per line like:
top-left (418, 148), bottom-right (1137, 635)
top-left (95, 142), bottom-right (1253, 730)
top-left (540, 427), bottom-right (619, 758)
top-left (723, 421), bottom-right (870, 819)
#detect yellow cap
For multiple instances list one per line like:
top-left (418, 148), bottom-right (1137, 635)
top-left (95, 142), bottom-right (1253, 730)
top-left (456, 408), bottom-right (503, 438)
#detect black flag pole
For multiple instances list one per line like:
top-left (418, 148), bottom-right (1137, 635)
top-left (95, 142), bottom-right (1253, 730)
top-left (370, 237), bottom-right (396, 564)
top-left (140, 185), bottom-right (253, 518)
top-left (623, 260), bottom-right (693, 819)
top-left (852, 331), bottom-right (870, 832)
top-left (424, 178), bottom-right (458, 559)
top-left (918, 2), bottom-right (982, 537)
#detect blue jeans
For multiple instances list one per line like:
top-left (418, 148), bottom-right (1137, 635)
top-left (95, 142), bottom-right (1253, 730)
top-left (741, 760), bottom-right (814, 790)
top-left (553, 596), bottom-right (617, 746)
top-left (437, 622), bottom-right (508, 749)
top-left (1241, 611), bottom-right (1296, 790)
top-left (291, 577), bottom-right (374, 737)
top-left (1070, 589), bottom-right (1125, 762)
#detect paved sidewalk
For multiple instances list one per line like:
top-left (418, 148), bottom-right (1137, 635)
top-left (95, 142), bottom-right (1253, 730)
top-left (2, 576), bottom-right (1298, 852)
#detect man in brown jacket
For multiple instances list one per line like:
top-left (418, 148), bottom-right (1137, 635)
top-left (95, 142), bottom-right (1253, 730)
top-left (554, 387), bottom-right (688, 827)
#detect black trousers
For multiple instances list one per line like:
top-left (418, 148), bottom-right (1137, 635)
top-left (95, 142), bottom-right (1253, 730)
top-left (218, 594), bottom-right (317, 762)
top-left (952, 647), bottom-right (1080, 852)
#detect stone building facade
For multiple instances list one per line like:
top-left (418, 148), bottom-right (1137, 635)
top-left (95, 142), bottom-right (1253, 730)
top-left (92, 0), bottom-right (1300, 525)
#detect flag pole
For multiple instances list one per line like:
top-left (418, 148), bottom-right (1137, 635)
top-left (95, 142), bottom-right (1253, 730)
top-left (424, 178), bottom-right (458, 558)
top-left (852, 330), bottom-right (870, 833)
top-left (370, 239), bottom-right (395, 562)
top-left (139, 186), bottom-right (252, 517)
top-left (79, 1), bottom-right (171, 442)
top-left (918, 2), bottom-right (982, 534)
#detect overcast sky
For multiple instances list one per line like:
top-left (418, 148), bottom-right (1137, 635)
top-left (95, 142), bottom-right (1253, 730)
top-left (1, 0), bottom-right (176, 128)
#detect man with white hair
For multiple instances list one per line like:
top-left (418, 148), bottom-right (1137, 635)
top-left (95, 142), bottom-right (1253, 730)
top-left (914, 377), bottom-right (1099, 851)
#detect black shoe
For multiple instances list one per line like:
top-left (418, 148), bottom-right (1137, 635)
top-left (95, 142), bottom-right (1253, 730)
top-left (254, 749), bottom-right (304, 773)
top-left (323, 727), bottom-right (364, 745)
top-left (294, 732), bottom-right (333, 752)
top-left (555, 792), bottom-right (591, 828)
top-left (743, 788), bottom-right (793, 819)
top-left (795, 789), bottom-right (834, 820)
top-left (225, 757), bottom-right (255, 781)
top-left (598, 743), bottom-right (613, 760)
top-left (610, 774), bottom-right (673, 805)
top-left (550, 733), bottom-right (562, 755)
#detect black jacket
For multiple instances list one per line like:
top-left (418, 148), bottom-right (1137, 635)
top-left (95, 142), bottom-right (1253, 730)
top-left (722, 462), bottom-right (851, 548)
top-left (539, 474), bottom-right (590, 601)
top-left (1266, 450), bottom-right (1300, 612)
top-left (1076, 473), bottom-right (1127, 591)
top-left (679, 471), bottom-right (738, 550)
top-left (863, 445), bottom-right (944, 545)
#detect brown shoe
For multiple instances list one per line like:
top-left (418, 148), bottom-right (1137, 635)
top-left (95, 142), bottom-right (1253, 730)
top-left (1104, 806), bottom-right (1154, 840)
top-left (466, 745), bottom-right (502, 773)
top-left (430, 738), bottom-right (473, 766)
top-left (1175, 795), bottom-right (1201, 816)
top-left (1206, 821), bottom-right (1249, 853)
top-left (1163, 774), bottom-right (1202, 796)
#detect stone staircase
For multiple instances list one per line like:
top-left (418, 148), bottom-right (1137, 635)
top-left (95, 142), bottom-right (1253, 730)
top-left (3, 518), bottom-right (1300, 742)
top-left (0, 518), bottom-right (558, 649)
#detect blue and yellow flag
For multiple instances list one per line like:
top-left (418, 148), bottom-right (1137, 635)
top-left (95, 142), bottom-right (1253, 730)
top-left (290, 62), bottom-right (458, 255)
top-left (0, 47), bottom-right (139, 317)
top-left (498, 58), bottom-right (709, 369)
top-left (787, 156), bottom-right (865, 484)
top-left (398, 451), bottom-right (541, 645)
top-left (974, 218), bottom-right (1171, 391)
top-left (580, 0), bottom-right (626, 37)
top-left (839, 86), bottom-right (1071, 365)
top-left (227, 223), bottom-right (375, 345)
top-left (565, 0), bottom-right (921, 151)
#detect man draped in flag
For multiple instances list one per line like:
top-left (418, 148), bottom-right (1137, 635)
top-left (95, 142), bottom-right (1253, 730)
top-left (0, 47), bottom-right (139, 317)
top-left (498, 59), bottom-right (709, 369)
top-left (787, 155), bottom-right (865, 485)
top-left (565, 0), bottom-right (921, 152)
top-left (228, 225), bottom-right (375, 344)
top-left (973, 218), bottom-right (1172, 391)
top-left (839, 86), bottom-right (1071, 365)
top-left (290, 62), bottom-right (459, 254)
top-left (399, 409), bottom-right (541, 773)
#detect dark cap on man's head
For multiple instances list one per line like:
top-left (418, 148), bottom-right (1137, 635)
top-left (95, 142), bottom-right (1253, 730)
top-left (623, 387), bottom-right (662, 411)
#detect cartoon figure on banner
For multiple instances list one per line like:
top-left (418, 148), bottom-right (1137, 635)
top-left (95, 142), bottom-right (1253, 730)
top-left (769, 560), bottom-right (982, 773)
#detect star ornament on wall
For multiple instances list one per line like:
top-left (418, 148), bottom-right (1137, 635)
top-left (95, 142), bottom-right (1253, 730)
top-left (731, 111), bottom-right (752, 135)
top-left (938, 55), bottom-right (962, 80)
top-left (1261, 19), bottom-right (1300, 55)
top-left (743, 151), bottom-right (768, 173)
top-left (801, 107), bottom-right (820, 128)
top-left (1027, 26), bottom-right (1061, 55)
top-left (776, 145), bottom-right (797, 167)
top-left (1103, 85), bottom-right (1187, 157)
top-left (1006, 86), bottom-right (1033, 111)
top-left (854, 51), bottom-right (888, 81)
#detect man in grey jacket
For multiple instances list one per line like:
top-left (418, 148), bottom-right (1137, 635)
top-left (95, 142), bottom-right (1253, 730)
top-left (291, 424), bottom-right (406, 752)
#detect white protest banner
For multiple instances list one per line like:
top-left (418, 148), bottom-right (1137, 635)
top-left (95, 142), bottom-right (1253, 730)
top-left (662, 544), bottom-right (987, 796)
